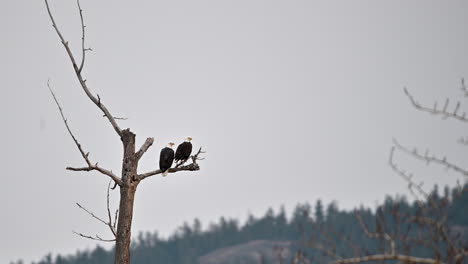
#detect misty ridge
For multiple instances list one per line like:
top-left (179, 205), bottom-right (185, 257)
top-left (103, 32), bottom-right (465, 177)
top-left (18, 184), bottom-right (468, 264)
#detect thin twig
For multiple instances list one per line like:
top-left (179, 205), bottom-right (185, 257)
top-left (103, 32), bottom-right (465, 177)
top-left (461, 78), bottom-right (468, 97)
top-left (75, 182), bottom-right (117, 239)
top-left (76, 202), bottom-right (108, 226)
top-left (356, 214), bottom-right (395, 256)
top-left (76, 0), bottom-right (89, 73)
top-left (393, 139), bottom-right (468, 177)
top-left (45, 0), bottom-right (123, 137)
top-left (389, 146), bottom-right (429, 199)
top-left (404, 87), bottom-right (468, 123)
top-left (106, 180), bottom-right (117, 237)
top-left (73, 231), bottom-right (115, 242)
top-left (47, 81), bottom-right (122, 186)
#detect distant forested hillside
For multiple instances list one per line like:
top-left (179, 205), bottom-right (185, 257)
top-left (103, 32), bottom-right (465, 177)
top-left (17, 184), bottom-right (468, 264)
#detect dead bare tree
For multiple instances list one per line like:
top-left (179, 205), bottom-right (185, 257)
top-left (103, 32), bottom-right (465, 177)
top-left (44, 1), bottom-right (204, 263)
top-left (301, 80), bottom-right (468, 264)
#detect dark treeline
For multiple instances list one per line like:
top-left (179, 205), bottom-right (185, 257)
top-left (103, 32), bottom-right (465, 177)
top-left (21, 184), bottom-right (468, 264)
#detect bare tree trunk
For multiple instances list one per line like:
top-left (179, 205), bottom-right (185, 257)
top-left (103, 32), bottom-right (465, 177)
top-left (45, 4), bottom-right (204, 262)
top-left (115, 129), bottom-right (138, 264)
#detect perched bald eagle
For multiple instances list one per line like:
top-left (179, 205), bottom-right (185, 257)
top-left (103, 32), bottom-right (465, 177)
top-left (175, 137), bottom-right (192, 164)
top-left (160, 142), bottom-right (175, 176)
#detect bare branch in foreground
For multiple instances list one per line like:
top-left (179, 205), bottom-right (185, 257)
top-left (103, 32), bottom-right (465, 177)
top-left (356, 214), bottom-right (395, 256)
top-left (389, 146), bottom-right (429, 200)
top-left (393, 139), bottom-right (468, 177)
top-left (45, 0), bottom-right (123, 137)
top-left (329, 254), bottom-right (443, 264)
top-left (137, 147), bottom-right (204, 180)
top-left (404, 87), bottom-right (468, 123)
top-left (47, 81), bottom-right (122, 187)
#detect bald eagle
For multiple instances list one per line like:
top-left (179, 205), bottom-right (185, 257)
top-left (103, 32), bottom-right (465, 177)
top-left (160, 142), bottom-right (175, 176)
top-left (175, 137), bottom-right (192, 164)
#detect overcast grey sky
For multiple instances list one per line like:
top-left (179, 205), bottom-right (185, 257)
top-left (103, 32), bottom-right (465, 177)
top-left (1, 0), bottom-right (467, 263)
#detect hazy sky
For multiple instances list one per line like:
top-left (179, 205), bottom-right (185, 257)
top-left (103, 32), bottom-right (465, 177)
top-left (1, 0), bottom-right (468, 263)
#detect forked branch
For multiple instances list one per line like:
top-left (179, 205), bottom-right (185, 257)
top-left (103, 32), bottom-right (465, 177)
top-left (389, 146), bottom-right (429, 200)
top-left (47, 81), bottom-right (122, 187)
top-left (73, 181), bottom-right (118, 242)
top-left (45, 0), bottom-right (123, 137)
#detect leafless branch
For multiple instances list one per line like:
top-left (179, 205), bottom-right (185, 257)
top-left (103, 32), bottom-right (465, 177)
top-left (137, 147), bottom-right (204, 180)
top-left (45, 0), bottom-right (123, 137)
top-left (325, 81), bottom-right (468, 264)
top-left (389, 146), bottom-right (429, 199)
top-left (106, 181), bottom-right (117, 237)
top-left (388, 145), bottom-right (467, 264)
top-left (135, 137), bottom-right (155, 161)
top-left (404, 87), bottom-right (468, 123)
top-left (76, 0), bottom-right (88, 73)
top-left (408, 214), bottom-right (464, 259)
top-left (76, 202), bottom-right (108, 226)
top-left (113, 208), bottom-right (119, 231)
top-left (47, 81), bottom-right (122, 187)
top-left (356, 214), bottom-right (395, 256)
top-left (72, 231), bottom-right (116, 242)
top-left (389, 145), bottom-right (446, 223)
top-left (393, 139), bottom-right (468, 177)
top-left (66, 166), bottom-right (121, 187)
top-left (329, 254), bottom-right (443, 264)
top-left (75, 182), bottom-right (117, 238)
top-left (174, 147), bottom-right (206, 168)
top-left (461, 78), bottom-right (468, 97)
